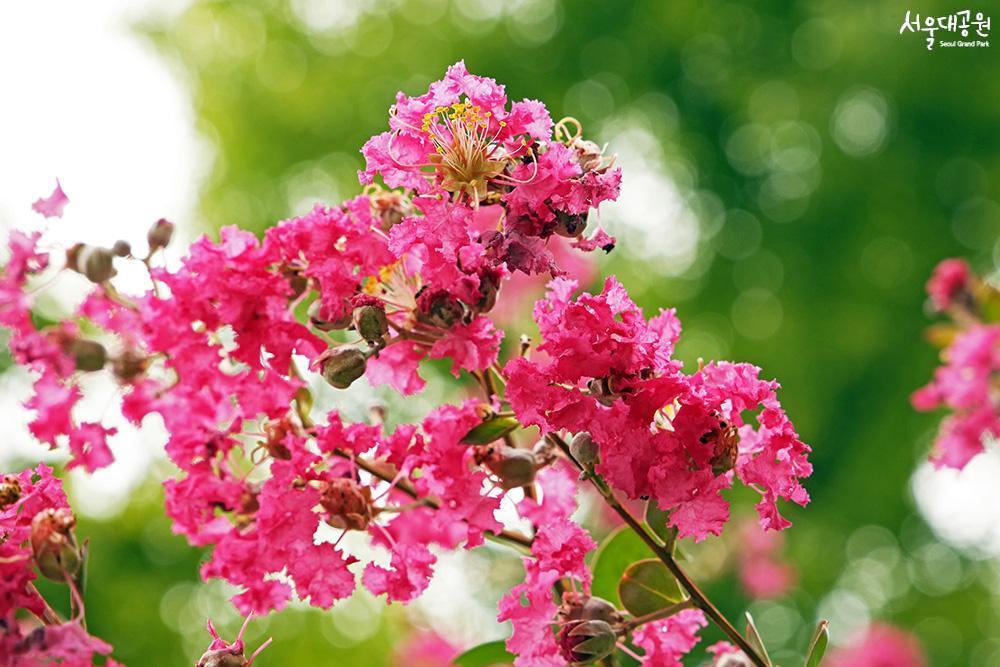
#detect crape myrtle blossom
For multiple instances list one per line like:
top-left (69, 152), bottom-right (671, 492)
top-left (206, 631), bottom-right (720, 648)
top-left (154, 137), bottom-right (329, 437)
top-left (914, 258), bottom-right (1000, 469)
top-left (0, 64), bottom-right (820, 666)
top-left (0, 464), bottom-right (120, 666)
top-left (505, 277), bottom-right (812, 541)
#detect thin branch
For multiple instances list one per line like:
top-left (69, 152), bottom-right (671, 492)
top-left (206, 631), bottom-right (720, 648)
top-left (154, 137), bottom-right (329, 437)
top-left (546, 433), bottom-right (768, 667)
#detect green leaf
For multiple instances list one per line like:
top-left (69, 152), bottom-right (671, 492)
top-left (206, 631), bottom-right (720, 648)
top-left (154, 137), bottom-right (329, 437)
top-left (591, 526), bottom-right (652, 606)
top-left (644, 500), bottom-right (677, 551)
top-left (745, 611), bottom-right (773, 667)
top-left (617, 559), bottom-right (684, 616)
top-left (460, 416), bottom-right (521, 445)
top-left (805, 620), bottom-right (830, 667)
top-left (453, 640), bottom-right (514, 666)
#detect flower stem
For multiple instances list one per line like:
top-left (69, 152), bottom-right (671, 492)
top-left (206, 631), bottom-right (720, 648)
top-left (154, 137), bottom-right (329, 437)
top-left (620, 599), bottom-right (696, 633)
top-left (546, 434), bottom-right (768, 667)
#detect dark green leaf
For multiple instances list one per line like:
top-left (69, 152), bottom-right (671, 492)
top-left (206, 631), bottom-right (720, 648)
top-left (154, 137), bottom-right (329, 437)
top-left (453, 640), bottom-right (514, 666)
top-left (644, 500), bottom-right (677, 551)
top-left (460, 416), bottom-right (521, 445)
top-left (617, 559), bottom-right (684, 616)
top-left (805, 620), bottom-right (829, 667)
top-left (591, 526), bottom-right (652, 606)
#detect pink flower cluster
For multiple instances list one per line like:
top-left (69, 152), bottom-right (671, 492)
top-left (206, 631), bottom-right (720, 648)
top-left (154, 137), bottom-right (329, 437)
top-left (506, 277), bottom-right (812, 541)
top-left (0, 464), bottom-right (119, 666)
top-left (1, 63), bottom-right (816, 666)
top-left (914, 258), bottom-right (1000, 469)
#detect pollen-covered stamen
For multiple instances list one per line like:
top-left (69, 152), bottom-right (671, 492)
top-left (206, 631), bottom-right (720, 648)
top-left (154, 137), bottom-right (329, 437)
top-left (391, 100), bottom-right (538, 203)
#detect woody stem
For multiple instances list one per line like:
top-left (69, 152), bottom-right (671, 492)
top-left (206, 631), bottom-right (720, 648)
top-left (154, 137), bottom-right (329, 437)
top-left (620, 599), bottom-right (696, 633)
top-left (546, 433), bottom-right (768, 667)
top-left (328, 448), bottom-right (533, 550)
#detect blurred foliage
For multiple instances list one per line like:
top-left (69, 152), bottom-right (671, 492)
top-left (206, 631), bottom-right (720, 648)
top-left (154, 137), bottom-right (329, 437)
top-left (20, 0), bottom-right (1000, 664)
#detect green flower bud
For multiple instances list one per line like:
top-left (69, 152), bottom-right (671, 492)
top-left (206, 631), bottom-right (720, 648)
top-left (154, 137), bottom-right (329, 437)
top-left (558, 592), bottom-right (623, 625)
top-left (570, 432), bottom-right (599, 465)
top-left (558, 620), bottom-right (617, 665)
top-left (111, 240), bottom-right (132, 257)
top-left (554, 210), bottom-right (588, 238)
top-left (353, 305), bottom-right (388, 344)
top-left (70, 339), bottom-right (107, 372)
top-left (147, 218), bottom-right (175, 252)
top-left (30, 508), bottom-right (81, 582)
top-left (66, 243), bottom-right (116, 283)
top-left (486, 446), bottom-right (537, 490)
top-left (321, 347), bottom-right (368, 389)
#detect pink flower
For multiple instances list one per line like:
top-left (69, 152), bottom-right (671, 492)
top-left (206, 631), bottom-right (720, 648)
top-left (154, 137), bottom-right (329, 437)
top-left (362, 541), bottom-right (437, 604)
top-left (926, 258), bottom-right (970, 311)
top-left (66, 422), bottom-right (116, 473)
top-left (632, 609), bottom-right (707, 666)
top-left (31, 180), bottom-right (69, 219)
top-left (0, 465), bottom-right (117, 667)
top-left (826, 623), bottom-right (927, 667)
top-left (913, 324), bottom-right (1000, 469)
top-left (506, 277), bottom-right (811, 541)
top-left (498, 460), bottom-right (595, 666)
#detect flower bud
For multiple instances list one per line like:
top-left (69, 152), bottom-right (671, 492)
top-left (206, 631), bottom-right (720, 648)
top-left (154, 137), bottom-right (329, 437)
top-left (474, 269), bottom-right (502, 313)
top-left (111, 240), bottom-right (132, 257)
top-left (69, 339), bottom-right (107, 372)
top-left (309, 300), bottom-right (353, 332)
top-left (557, 619), bottom-right (617, 665)
top-left (558, 592), bottom-right (623, 625)
top-left (319, 477), bottom-right (375, 531)
top-left (554, 210), bottom-right (588, 238)
top-left (321, 347), bottom-right (368, 389)
top-left (416, 288), bottom-right (464, 329)
top-left (111, 349), bottom-right (148, 381)
top-left (532, 438), bottom-right (558, 468)
top-left (485, 446), bottom-right (537, 490)
top-left (0, 475), bottom-right (21, 509)
top-left (147, 218), bottom-right (174, 252)
top-left (30, 508), bottom-right (81, 582)
top-left (351, 295), bottom-right (388, 344)
top-left (66, 243), bottom-right (116, 283)
top-left (570, 432), bottom-right (599, 465)
top-left (196, 649), bottom-right (246, 667)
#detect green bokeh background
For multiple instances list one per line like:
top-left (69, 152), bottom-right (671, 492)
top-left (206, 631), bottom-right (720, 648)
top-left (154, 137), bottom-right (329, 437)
top-left (12, 0), bottom-right (1000, 664)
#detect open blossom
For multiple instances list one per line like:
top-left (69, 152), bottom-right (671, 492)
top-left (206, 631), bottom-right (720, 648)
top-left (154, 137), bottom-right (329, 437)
top-left (0, 465), bottom-right (117, 667)
top-left (506, 277), bottom-right (812, 540)
top-left (498, 465), bottom-right (596, 666)
top-left (0, 64), bottom-right (833, 667)
top-left (912, 324), bottom-right (1000, 469)
top-left (826, 623), bottom-right (927, 667)
top-left (925, 258), bottom-right (971, 312)
top-left (361, 60), bottom-right (619, 284)
top-left (631, 609), bottom-right (707, 667)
